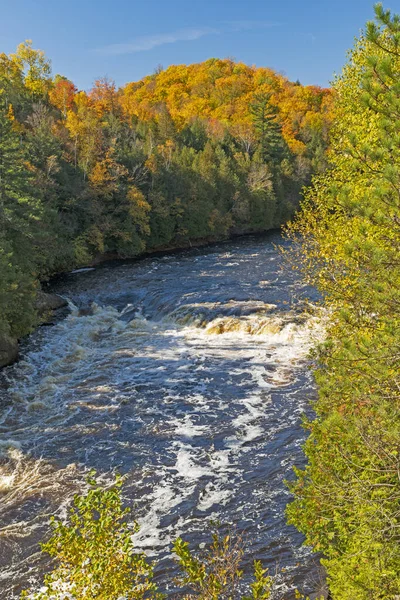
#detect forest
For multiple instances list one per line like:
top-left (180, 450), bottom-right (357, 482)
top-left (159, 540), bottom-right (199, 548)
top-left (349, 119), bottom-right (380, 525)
top-left (2, 2), bottom-right (400, 600)
top-left (0, 47), bottom-right (332, 341)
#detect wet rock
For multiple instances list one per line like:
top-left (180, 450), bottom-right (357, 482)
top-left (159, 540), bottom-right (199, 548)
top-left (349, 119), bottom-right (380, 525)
top-left (0, 334), bottom-right (18, 368)
top-left (78, 305), bottom-right (95, 317)
top-left (35, 291), bottom-right (68, 315)
top-left (119, 306), bottom-right (138, 323)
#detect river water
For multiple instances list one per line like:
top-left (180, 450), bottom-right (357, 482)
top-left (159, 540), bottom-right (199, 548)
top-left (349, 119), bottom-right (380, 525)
top-left (0, 233), bottom-right (325, 598)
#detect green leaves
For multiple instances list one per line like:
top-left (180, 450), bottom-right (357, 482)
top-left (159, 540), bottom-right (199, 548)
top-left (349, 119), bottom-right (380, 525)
top-left (284, 4), bottom-right (400, 599)
top-left (173, 530), bottom-right (248, 599)
top-left (23, 477), bottom-right (309, 600)
top-left (25, 472), bottom-right (157, 600)
top-left (241, 561), bottom-right (272, 600)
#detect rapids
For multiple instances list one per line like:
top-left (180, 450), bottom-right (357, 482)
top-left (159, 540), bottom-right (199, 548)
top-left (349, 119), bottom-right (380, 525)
top-left (0, 233), bottom-right (325, 598)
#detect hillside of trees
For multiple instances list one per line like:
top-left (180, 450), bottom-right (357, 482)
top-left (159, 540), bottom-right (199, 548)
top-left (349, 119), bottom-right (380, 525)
top-left (0, 48), bottom-right (332, 340)
top-left (3, 3), bottom-right (400, 598)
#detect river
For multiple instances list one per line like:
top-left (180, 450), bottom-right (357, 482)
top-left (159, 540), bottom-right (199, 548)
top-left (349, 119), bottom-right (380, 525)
top-left (0, 233), bottom-right (325, 598)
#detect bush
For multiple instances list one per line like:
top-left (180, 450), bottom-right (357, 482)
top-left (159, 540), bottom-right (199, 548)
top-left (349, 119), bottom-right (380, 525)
top-left (21, 474), bottom-right (315, 600)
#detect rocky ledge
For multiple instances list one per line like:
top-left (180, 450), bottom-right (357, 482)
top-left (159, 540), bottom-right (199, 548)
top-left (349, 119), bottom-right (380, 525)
top-left (0, 334), bottom-right (19, 368)
top-left (0, 292), bottom-right (68, 368)
top-left (35, 291), bottom-right (68, 316)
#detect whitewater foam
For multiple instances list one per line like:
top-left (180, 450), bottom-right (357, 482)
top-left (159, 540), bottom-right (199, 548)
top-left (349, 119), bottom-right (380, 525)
top-left (0, 235), bottom-right (325, 597)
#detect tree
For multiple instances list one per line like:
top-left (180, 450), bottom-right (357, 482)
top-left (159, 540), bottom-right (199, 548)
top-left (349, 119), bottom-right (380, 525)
top-left (49, 76), bottom-right (76, 118)
top-left (21, 475), bottom-right (305, 600)
top-left (0, 93), bottom-right (42, 336)
top-left (21, 473), bottom-right (158, 600)
top-left (285, 4), bottom-right (400, 598)
top-left (11, 40), bottom-right (51, 98)
top-left (249, 93), bottom-right (287, 166)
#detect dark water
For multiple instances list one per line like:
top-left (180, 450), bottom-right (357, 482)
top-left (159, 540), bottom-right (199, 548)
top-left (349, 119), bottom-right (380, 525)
top-left (0, 233), bottom-right (325, 598)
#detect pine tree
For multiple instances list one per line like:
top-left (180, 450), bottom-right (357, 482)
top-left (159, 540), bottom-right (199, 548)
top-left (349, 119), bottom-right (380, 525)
top-left (249, 93), bottom-right (287, 166)
top-left (285, 4), bottom-right (400, 598)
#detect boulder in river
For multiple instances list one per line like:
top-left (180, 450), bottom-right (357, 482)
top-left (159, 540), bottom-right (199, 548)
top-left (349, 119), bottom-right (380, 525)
top-left (0, 334), bottom-right (18, 368)
top-left (35, 291), bottom-right (68, 317)
top-left (0, 293), bottom-right (68, 369)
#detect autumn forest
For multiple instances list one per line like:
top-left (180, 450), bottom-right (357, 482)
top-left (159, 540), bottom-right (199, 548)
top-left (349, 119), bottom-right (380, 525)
top-left (2, 2), bottom-right (400, 599)
top-left (0, 44), bottom-right (332, 339)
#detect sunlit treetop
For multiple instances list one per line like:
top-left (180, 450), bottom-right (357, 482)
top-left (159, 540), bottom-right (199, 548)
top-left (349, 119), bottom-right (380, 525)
top-left (118, 58), bottom-right (333, 154)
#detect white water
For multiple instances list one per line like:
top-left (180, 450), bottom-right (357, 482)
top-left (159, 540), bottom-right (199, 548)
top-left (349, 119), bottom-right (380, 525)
top-left (0, 234), bottom-right (325, 598)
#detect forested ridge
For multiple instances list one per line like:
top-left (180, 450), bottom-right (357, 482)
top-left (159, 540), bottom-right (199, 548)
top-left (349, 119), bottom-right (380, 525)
top-left (5, 4), bottom-right (400, 599)
top-left (0, 47), bottom-right (332, 340)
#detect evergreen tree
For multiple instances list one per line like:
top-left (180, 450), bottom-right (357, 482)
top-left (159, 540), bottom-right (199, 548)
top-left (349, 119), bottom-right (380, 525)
top-left (249, 93), bottom-right (287, 166)
top-left (0, 95), bottom-right (40, 335)
top-left (285, 4), bottom-right (400, 598)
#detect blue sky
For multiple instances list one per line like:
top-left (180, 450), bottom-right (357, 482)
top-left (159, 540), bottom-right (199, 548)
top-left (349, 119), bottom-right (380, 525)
top-left (1, 1), bottom-right (394, 90)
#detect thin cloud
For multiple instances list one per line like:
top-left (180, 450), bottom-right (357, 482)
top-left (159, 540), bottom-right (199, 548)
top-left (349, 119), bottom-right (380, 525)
top-left (95, 21), bottom-right (279, 56)
top-left (225, 20), bottom-right (279, 31)
top-left (96, 27), bottom-right (220, 56)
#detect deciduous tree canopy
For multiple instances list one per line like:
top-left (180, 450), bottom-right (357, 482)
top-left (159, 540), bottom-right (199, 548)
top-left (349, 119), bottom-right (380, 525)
top-left (0, 47), bottom-right (332, 338)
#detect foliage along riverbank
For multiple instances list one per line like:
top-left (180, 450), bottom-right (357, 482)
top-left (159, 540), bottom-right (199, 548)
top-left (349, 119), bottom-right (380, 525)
top-left (285, 4), bottom-right (400, 598)
top-left (0, 46), bottom-right (332, 349)
top-left (20, 473), bottom-right (315, 600)
top-left (3, 5), bottom-right (400, 599)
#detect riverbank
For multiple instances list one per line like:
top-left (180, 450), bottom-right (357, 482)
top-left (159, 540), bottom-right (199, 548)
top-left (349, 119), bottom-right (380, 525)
top-left (3, 230), bottom-right (281, 370)
top-left (0, 292), bottom-right (68, 368)
top-left (78, 228), bottom-right (283, 268)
